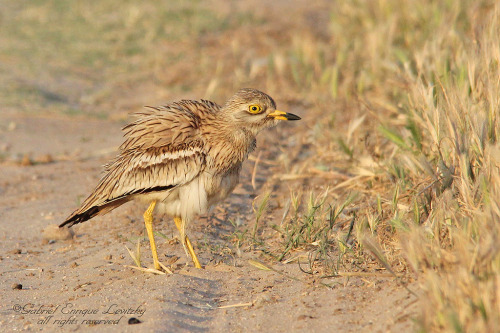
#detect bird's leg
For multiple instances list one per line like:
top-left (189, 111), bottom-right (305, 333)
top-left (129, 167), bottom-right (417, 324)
top-left (174, 217), bottom-right (202, 268)
top-left (142, 201), bottom-right (172, 273)
top-left (143, 201), bottom-right (161, 270)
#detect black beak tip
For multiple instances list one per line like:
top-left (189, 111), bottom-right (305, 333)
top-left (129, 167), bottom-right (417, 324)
top-left (286, 113), bottom-right (301, 121)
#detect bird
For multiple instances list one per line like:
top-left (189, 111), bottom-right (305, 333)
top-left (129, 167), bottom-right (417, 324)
top-left (60, 88), bottom-right (301, 273)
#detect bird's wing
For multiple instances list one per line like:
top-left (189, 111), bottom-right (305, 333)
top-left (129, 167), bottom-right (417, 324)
top-left (60, 144), bottom-right (206, 227)
top-left (60, 100), bottom-right (219, 227)
top-left (119, 100), bottom-right (219, 151)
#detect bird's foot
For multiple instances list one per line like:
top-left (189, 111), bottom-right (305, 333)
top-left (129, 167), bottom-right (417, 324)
top-left (125, 264), bottom-right (172, 275)
top-left (125, 241), bottom-right (173, 274)
top-left (155, 260), bottom-right (173, 274)
top-left (174, 217), bottom-right (203, 269)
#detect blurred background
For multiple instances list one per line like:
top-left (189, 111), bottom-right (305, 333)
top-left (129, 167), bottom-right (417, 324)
top-left (1, 0), bottom-right (337, 119)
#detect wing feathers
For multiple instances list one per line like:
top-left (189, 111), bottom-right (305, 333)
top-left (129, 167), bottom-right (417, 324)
top-left (61, 146), bottom-right (205, 227)
top-left (61, 99), bottom-right (221, 227)
top-left (119, 100), bottom-right (218, 151)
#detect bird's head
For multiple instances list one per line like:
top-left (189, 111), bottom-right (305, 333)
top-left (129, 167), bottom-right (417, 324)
top-left (220, 88), bottom-right (300, 135)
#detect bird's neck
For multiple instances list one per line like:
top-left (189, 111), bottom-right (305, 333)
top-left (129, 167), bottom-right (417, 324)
top-left (203, 123), bottom-right (256, 172)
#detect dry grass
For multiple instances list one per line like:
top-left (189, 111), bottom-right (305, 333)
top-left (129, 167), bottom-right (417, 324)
top-left (2, 0), bottom-right (499, 331)
top-left (276, 1), bottom-right (500, 331)
top-left (238, 1), bottom-right (500, 331)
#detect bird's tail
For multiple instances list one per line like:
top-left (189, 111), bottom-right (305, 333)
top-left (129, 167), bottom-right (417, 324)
top-left (59, 195), bottom-right (130, 228)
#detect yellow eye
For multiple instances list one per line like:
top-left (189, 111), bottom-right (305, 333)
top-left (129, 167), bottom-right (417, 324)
top-left (248, 104), bottom-right (262, 114)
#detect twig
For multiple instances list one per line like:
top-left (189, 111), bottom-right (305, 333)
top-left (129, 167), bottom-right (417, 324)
top-left (362, 236), bottom-right (418, 298)
top-left (124, 265), bottom-right (168, 275)
top-left (218, 302), bottom-right (253, 309)
top-left (251, 151), bottom-right (262, 191)
top-left (344, 214), bottom-right (356, 244)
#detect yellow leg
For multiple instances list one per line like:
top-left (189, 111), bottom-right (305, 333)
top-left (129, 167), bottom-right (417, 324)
top-left (144, 201), bottom-right (161, 270)
top-left (174, 217), bottom-right (202, 268)
top-left (126, 201), bottom-right (171, 274)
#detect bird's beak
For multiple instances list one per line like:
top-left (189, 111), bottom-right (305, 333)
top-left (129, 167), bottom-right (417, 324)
top-left (267, 110), bottom-right (301, 121)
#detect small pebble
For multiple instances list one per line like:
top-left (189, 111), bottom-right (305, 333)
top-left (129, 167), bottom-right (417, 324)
top-left (12, 283), bottom-right (22, 290)
top-left (128, 317), bottom-right (142, 325)
top-left (253, 294), bottom-right (273, 308)
top-left (20, 154), bottom-right (32, 166)
top-left (297, 314), bottom-right (314, 320)
top-left (42, 224), bottom-right (74, 241)
top-left (35, 154), bottom-right (53, 164)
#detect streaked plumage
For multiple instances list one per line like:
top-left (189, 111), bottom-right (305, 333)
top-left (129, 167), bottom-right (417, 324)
top-left (60, 88), bottom-right (300, 272)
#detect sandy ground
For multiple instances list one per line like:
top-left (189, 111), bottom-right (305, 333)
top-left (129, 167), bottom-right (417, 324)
top-left (0, 113), bottom-right (417, 332)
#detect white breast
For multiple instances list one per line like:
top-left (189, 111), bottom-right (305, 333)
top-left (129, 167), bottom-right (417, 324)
top-left (151, 176), bottom-right (208, 223)
top-left (139, 165), bottom-right (240, 226)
